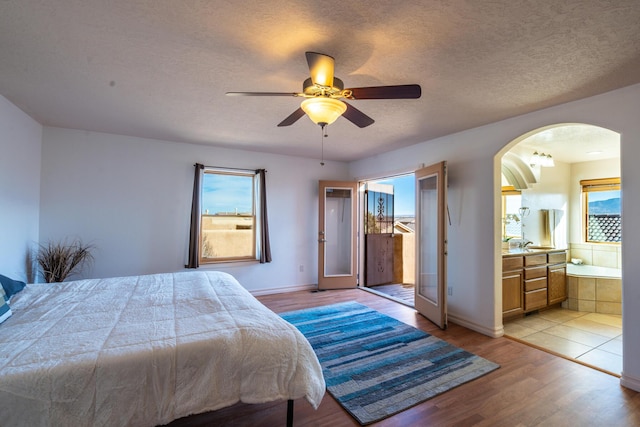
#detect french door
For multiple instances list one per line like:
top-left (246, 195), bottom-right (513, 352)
top-left (317, 163), bottom-right (447, 330)
top-left (317, 181), bottom-right (358, 289)
top-left (414, 161), bottom-right (448, 329)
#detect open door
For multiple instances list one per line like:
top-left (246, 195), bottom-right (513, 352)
top-left (318, 181), bottom-right (358, 289)
top-left (414, 161), bottom-right (448, 328)
top-left (364, 182), bottom-right (394, 286)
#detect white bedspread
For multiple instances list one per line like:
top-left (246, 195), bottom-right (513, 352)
top-left (0, 271), bottom-right (325, 426)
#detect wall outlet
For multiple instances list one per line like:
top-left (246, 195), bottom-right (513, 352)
top-left (447, 286), bottom-right (453, 296)
top-left (299, 265), bottom-right (304, 272)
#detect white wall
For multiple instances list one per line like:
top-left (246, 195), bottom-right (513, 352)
top-left (39, 127), bottom-right (349, 292)
top-left (350, 83), bottom-right (640, 392)
top-left (4, 83), bottom-right (640, 392)
top-left (351, 127), bottom-right (500, 336)
top-left (0, 95), bottom-right (42, 282)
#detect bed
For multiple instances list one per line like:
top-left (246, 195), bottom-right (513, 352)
top-left (0, 271), bottom-right (325, 426)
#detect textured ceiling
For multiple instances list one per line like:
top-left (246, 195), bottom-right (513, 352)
top-left (1, 1), bottom-right (639, 162)
top-left (515, 124), bottom-right (620, 165)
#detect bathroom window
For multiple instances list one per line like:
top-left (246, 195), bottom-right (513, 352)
top-left (502, 186), bottom-right (522, 239)
top-left (581, 177), bottom-right (621, 243)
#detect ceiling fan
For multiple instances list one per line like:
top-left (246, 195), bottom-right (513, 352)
top-left (226, 52), bottom-right (421, 129)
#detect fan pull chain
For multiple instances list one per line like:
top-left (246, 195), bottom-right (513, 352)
top-left (320, 123), bottom-right (327, 166)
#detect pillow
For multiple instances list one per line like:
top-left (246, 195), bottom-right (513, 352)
top-left (0, 286), bottom-right (12, 325)
top-left (0, 274), bottom-right (26, 301)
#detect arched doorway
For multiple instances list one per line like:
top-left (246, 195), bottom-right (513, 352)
top-left (497, 123), bottom-right (622, 375)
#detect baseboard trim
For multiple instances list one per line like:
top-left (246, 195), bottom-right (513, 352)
top-left (448, 313), bottom-right (504, 338)
top-left (250, 283), bottom-right (317, 296)
top-left (620, 372), bottom-right (640, 392)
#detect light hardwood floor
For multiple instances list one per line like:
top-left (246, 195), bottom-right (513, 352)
top-left (167, 288), bottom-right (640, 427)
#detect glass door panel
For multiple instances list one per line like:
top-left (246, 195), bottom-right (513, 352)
top-left (318, 181), bottom-right (358, 289)
top-left (324, 187), bottom-right (353, 276)
top-left (415, 162), bottom-right (447, 329)
top-left (418, 174), bottom-right (439, 304)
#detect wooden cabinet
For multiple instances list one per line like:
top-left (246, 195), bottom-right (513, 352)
top-left (503, 273), bottom-right (524, 313)
top-left (525, 288), bottom-right (548, 312)
top-left (502, 255), bottom-right (523, 318)
top-left (548, 251), bottom-right (567, 265)
top-left (547, 256), bottom-right (567, 305)
top-left (524, 260), bottom-right (547, 312)
top-left (524, 253), bottom-right (547, 267)
top-left (502, 250), bottom-right (567, 319)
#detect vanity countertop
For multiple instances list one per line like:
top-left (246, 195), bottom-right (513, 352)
top-left (502, 247), bottom-right (566, 257)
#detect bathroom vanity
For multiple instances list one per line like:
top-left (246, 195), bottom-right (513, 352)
top-left (502, 248), bottom-right (567, 319)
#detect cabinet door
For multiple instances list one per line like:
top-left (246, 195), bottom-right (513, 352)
top-left (502, 270), bottom-right (523, 317)
top-left (548, 264), bottom-right (567, 305)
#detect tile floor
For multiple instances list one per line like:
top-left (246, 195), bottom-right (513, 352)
top-left (503, 307), bottom-right (623, 376)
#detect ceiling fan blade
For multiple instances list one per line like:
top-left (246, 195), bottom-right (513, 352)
top-left (226, 92), bottom-right (303, 97)
top-left (277, 107), bottom-right (306, 127)
top-left (305, 52), bottom-right (335, 88)
top-left (346, 84), bottom-right (421, 100)
top-left (342, 102), bottom-right (375, 128)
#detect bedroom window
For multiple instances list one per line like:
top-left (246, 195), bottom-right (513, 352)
top-left (187, 165), bottom-right (271, 266)
top-left (201, 169), bottom-right (256, 262)
top-left (581, 177), bottom-right (621, 243)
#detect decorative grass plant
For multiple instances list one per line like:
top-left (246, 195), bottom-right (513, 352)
top-left (36, 239), bottom-right (95, 283)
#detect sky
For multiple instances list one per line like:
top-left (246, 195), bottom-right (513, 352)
top-left (374, 174), bottom-right (415, 216)
top-left (201, 172), bottom-right (416, 216)
top-left (202, 173), bottom-right (253, 214)
top-left (202, 171), bottom-right (617, 218)
top-left (587, 190), bottom-right (619, 203)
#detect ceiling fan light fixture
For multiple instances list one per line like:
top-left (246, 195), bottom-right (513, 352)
top-left (301, 97), bottom-right (346, 125)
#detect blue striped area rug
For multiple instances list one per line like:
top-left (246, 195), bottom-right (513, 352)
top-left (281, 301), bottom-right (499, 425)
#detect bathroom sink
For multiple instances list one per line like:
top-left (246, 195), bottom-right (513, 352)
top-left (502, 245), bottom-right (559, 255)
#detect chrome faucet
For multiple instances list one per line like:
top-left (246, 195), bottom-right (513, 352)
top-left (518, 240), bottom-right (534, 249)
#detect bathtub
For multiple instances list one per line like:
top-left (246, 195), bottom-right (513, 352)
top-left (565, 264), bottom-right (621, 314)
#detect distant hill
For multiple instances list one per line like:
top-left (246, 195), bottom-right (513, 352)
top-left (589, 198), bottom-right (620, 214)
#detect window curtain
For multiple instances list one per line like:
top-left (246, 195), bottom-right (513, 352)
top-left (257, 169), bottom-right (272, 263)
top-left (186, 163), bottom-right (204, 268)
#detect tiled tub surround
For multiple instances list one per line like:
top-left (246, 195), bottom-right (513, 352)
top-left (565, 264), bottom-right (621, 315)
top-left (568, 243), bottom-right (621, 269)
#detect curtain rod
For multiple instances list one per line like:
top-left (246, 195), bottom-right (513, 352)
top-left (194, 164), bottom-right (267, 173)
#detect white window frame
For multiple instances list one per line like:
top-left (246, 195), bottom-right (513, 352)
top-left (199, 167), bottom-right (261, 264)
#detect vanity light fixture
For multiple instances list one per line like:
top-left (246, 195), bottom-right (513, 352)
top-left (530, 151), bottom-right (540, 167)
top-left (530, 151), bottom-right (554, 167)
top-left (544, 153), bottom-right (555, 167)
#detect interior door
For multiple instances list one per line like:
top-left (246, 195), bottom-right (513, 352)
top-left (318, 180), bottom-right (358, 289)
top-left (414, 161), bottom-right (448, 328)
